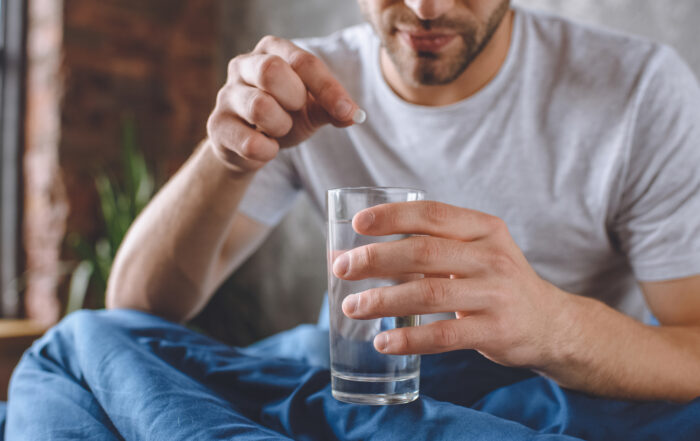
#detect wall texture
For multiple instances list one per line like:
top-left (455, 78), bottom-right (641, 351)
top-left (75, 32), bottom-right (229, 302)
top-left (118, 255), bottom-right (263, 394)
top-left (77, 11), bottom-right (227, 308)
top-left (60, 0), bottom-right (220, 235)
top-left (23, 0), bottom-right (220, 324)
top-left (515, 0), bottom-right (700, 75)
top-left (221, 0), bottom-right (363, 60)
top-left (23, 0), bottom-right (67, 324)
top-left (217, 0), bottom-right (700, 342)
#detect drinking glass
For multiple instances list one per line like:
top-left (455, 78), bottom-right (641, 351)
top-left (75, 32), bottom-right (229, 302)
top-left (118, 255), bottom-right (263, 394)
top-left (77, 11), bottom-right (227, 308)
top-left (327, 186), bottom-right (425, 405)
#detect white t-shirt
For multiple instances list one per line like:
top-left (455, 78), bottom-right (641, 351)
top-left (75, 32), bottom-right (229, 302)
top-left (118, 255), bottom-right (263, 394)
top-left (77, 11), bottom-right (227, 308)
top-left (239, 7), bottom-right (700, 321)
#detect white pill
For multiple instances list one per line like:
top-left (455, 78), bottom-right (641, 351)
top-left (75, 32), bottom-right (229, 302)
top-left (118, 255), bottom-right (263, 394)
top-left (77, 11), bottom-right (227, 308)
top-left (352, 108), bottom-right (367, 124)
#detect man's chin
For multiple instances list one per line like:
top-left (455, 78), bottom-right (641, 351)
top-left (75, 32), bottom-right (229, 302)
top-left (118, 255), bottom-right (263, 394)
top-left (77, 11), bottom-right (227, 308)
top-left (412, 72), bottom-right (455, 86)
top-left (398, 60), bottom-right (460, 86)
top-left (388, 45), bottom-right (469, 86)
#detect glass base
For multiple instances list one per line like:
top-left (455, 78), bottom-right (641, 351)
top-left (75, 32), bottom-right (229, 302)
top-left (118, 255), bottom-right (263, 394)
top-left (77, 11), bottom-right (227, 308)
top-left (331, 371), bottom-right (419, 405)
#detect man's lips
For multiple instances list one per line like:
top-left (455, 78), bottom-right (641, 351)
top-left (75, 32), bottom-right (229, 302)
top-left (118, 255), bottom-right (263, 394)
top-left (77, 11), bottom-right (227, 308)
top-left (398, 30), bottom-right (457, 52)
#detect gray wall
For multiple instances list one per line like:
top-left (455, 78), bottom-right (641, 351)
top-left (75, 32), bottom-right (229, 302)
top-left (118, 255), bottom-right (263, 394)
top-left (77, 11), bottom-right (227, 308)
top-left (516, 0), bottom-right (700, 75)
top-left (220, 0), bottom-right (700, 340)
top-left (221, 0), bottom-right (363, 61)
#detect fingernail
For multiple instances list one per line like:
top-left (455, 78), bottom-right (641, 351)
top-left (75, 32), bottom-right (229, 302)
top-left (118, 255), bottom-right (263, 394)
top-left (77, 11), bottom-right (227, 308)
top-left (374, 333), bottom-right (389, 352)
top-left (352, 108), bottom-right (367, 124)
top-left (335, 99), bottom-right (353, 119)
top-left (353, 210), bottom-right (374, 232)
top-left (343, 294), bottom-right (358, 315)
top-left (333, 253), bottom-right (349, 277)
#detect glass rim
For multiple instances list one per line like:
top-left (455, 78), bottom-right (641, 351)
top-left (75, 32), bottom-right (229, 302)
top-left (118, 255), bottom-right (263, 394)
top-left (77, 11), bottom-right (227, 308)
top-left (327, 186), bottom-right (425, 195)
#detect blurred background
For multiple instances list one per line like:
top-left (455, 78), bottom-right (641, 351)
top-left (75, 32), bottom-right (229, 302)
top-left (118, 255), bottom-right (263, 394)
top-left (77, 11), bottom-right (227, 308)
top-left (0, 0), bottom-right (698, 398)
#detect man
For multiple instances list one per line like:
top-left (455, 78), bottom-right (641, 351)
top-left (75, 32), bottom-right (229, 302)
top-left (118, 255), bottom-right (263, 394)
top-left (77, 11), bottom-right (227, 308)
top-left (6, 0), bottom-right (700, 439)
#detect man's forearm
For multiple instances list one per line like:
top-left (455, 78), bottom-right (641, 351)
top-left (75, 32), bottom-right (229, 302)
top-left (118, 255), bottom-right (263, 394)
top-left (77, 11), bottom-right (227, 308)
top-left (545, 294), bottom-right (700, 402)
top-left (106, 141), bottom-right (255, 322)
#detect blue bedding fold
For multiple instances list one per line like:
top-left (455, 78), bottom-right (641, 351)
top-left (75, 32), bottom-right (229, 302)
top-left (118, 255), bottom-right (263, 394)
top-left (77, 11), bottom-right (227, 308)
top-left (3, 309), bottom-right (699, 440)
top-left (0, 401), bottom-right (5, 439)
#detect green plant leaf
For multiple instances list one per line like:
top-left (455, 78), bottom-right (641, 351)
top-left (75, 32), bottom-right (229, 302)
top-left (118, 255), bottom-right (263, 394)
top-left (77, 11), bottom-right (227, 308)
top-left (65, 116), bottom-right (157, 315)
top-left (65, 261), bottom-right (95, 315)
top-left (95, 174), bottom-right (119, 245)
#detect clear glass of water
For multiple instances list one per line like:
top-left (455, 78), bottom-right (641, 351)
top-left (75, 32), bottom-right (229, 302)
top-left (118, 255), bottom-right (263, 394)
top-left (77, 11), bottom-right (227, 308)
top-left (327, 187), bottom-right (425, 405)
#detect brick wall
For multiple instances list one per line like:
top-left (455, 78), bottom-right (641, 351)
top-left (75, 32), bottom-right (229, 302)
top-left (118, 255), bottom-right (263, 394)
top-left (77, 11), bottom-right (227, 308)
top-left (60, 0), bottom-right (220, 237)
top-left (24, 0), bottom-right (68, 325)
top-left (23, 0), bottom-right (220, 324)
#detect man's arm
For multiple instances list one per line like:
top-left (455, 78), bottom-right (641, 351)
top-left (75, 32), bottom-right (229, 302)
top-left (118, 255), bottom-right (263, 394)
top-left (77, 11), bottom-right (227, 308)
top-left (106, 36), bottom-right (362, 322)
top-left (538, 275), bottom-right (700, 402)
top-left (105, 143), bottom-right (270, 322)
top-left (333, 201), bottom-right (700, 402)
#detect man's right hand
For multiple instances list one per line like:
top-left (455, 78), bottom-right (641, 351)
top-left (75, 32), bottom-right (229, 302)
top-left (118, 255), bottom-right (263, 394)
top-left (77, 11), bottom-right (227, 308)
top-left (207, 35), bottom-right (363, 173)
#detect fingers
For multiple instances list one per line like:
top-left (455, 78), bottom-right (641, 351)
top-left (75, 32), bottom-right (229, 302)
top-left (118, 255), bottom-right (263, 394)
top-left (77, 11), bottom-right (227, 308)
top-left (254, 35), bottom-right (359, 122)
top-left (352, 201), bottom-right (507, 241)
top-left (210, 35), bottom-right (362, 172)
top-left (374, 318), bottom-right (489, 355)
top-left (342, 278), bottom-right (492, 319)
top-left (207, 112), bottom-right (279, 169)
top-left (235, 53), bottom-right (306, 112)
top-left (226, 84), bottom-right (294, 138)
top-left (332, 236), bottom-right (491, 280)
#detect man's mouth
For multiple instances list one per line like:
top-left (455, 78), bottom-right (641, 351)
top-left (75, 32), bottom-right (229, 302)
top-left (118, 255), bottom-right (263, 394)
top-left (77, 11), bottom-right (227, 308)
top-left (397, 30), bottom-right (457, 53)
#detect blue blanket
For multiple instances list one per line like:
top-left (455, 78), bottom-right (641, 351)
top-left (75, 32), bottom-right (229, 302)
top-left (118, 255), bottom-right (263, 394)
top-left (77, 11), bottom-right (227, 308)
top-left (2, 309), bottom-right (699, 440)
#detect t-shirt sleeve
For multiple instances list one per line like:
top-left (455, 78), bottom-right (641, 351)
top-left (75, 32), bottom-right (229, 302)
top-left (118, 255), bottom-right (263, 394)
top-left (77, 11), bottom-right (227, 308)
top-left (238, 148), bottom-right (302, 227)
top-left (613, 46), bottom-right (700, 281)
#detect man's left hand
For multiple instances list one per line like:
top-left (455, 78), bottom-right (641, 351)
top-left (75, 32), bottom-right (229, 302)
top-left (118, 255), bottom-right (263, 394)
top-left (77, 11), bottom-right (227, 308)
top-left (332, 201), bottom-right (572, 369)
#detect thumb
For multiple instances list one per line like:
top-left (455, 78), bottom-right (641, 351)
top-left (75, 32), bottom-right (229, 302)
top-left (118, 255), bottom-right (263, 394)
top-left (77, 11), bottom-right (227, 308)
top-left (306, 94), bottom-right (365, 129)
top-left (279, 94), bottom-right (365, 148)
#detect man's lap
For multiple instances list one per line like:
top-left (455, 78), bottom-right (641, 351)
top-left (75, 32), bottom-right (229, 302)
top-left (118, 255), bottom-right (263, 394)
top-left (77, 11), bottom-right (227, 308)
top-left (4, 309), bottom-right (699, 440)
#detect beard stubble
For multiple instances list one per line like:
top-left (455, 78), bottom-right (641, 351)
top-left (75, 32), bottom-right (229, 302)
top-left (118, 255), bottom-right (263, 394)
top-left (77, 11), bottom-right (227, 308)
top-left (376, 0), bottom-right (510, 86)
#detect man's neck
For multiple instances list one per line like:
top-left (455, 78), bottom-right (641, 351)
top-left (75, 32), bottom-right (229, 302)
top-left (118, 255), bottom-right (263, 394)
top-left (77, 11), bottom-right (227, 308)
top-left (380, 10), bottom-right (514, 107)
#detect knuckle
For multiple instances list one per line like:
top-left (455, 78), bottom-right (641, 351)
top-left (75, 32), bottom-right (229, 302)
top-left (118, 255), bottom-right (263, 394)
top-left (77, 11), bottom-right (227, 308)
top-left (227, 56), bottom-right (242, 78)
top-left (384, 207), bottom-right (403, 230)
top-left (238, 134), bottom-right (257, 158)
top-left (489, 252), bottom-right (515, 275)
top-left (412, 237), bottom-right (439, 266)
top-left (258, 56), bottom-right (285, 86)
top-left (276, 115), bottom-right (294, 137)
top-left (214, 85), bottom-right (231, 110)
top-left (358, 244), bottom-right (379, 269)
top-left (255, 35), bottom-right (279, 51)
top-left (289, 51), bottom-right (318, 73)
top-left (395, 331), bottom-right (411, 353)
top-left (362, 288), bottom-right (383, 314)
top-left (248, 92), bottom-right (274, 122)
top-left (239, 133), bottom-right (268, 159)
top-left (206, 111), bottom-right (230, 140)
top-left (435, 324), bottom-right (459, 349)
top-left (227, 57), bottom-right (238, 75)
top-left (424, 201), bottom-right (449, 224)
top-left (486, 215), bottom-right (508, 235)
top-left (421, 278), bottom-right (446, 307)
